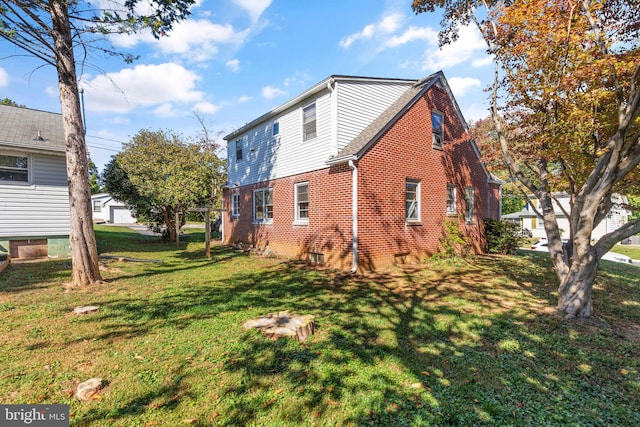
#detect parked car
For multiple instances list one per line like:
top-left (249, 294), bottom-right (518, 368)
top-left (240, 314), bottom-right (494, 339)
top-left (530, 240), bottom-right (633, 264)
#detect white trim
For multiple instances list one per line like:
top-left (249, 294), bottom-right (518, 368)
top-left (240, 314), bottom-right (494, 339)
top-left (294, 181), bottom-right (309, 224)
top-left (406, 179), bottom-right (421, 223)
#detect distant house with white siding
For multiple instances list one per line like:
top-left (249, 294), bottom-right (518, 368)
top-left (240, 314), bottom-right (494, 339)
top-left (91, 193), bottom-right (136, 224)
top-left (222, 73), bottom-right (501, 271)
top-left (505, 193), bottom-right (631, 240)
top-left (0, 104), bottom-right (71, 259)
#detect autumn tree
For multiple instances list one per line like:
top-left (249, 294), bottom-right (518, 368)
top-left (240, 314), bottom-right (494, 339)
top-left (104, 129), bottom-right (224, 242)
top-left (0, 0), bottom-right (195, 285)
top-left (413, 0), bottom-right (640, 318)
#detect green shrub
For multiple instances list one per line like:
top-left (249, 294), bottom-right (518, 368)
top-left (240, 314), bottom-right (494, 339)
top-left (483, 218), bottom-right (523, 254)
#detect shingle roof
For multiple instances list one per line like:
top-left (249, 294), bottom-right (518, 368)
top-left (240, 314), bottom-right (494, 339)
top-left (0, 104), bottom-right (65, 153)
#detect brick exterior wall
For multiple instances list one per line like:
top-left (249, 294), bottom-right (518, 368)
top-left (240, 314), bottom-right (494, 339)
top-left (222, 85), bottom-right (500, 271)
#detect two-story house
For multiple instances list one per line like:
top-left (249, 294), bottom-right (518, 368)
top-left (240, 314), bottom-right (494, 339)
top-left (0, 104), bottom-right (71, 259)
top-left (222, 72), bottom-right (501, 272)
top-left (505, 193), bottom-right (631, 241)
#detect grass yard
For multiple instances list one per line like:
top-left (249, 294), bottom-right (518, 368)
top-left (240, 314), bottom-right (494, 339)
top-left (0, 225), bottom-right (639, 426)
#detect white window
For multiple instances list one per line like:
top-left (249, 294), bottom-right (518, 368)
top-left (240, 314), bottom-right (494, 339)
top-left (446, 184), bottom-right (456, 214)
top-left (432, 111), bottom-right (444, 147)
top-left (465, 186), bottom-right (474, 222)
top-left (253, 188), bottom-right (273, 222)
top-left (93, 200), bottom-right (102, 213)
top-left (231, 193), bottom-right (240, 217)
top-left (303, 103), bottom-right (317, 141)
top-left (406, 179), bottom-right (421, 222)
top-left (235, 140), bottom-right (243, 162)
top-left (295, 182), bottom-right (309, 223)
top-left (0, 153), bottom-right (29, 183)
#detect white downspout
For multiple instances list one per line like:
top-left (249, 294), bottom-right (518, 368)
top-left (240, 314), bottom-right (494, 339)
top-left (348, 160), bottom-right (358, 273)
top-left (221, 189), bottom-right (226, 242)
top-left (327, 79), bottom-right (338, 157)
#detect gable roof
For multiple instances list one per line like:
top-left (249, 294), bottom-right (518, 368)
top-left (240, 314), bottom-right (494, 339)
top-left (224, 75), bottom-right (416, 142)
top-left (327, 71), bottom-right (468, 165)
top-left (0, 104), bottom-right (66, 154)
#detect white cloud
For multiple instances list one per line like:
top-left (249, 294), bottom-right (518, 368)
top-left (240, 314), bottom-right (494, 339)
top-left (226, 59), bottom-right (240, 72)
top-left (340, 12), bottom-right (404, 48)
top-left (448, 77), bottom-right (482, 97)
top-left (0, 67), bottom-right (7, 87)
top-left (261, 85), bottom-right (286, 99)
top-left (232, 0), bottom-right (272, 22)
top-left (237, 95), bottom-right (251, 103)
top-left (384, 26), bottom-right (437, 48)
top-left (111, 19), bottom-right (250, 62)
top-left (194, 101), bottom-right (221, 114)
top-left (80, 63), bottom-right (204, 114)
top-left (472, 56), bottom-right (493, 68)
top-left (421, 25), bottom-right (488, 71)
top-left (153, 103), bottom-right (180, 118)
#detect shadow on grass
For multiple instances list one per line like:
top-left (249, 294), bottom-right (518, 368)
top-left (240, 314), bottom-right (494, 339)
top-left (73, 250), bottom-right (639, 425)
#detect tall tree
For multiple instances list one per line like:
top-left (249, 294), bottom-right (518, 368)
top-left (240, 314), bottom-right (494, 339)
top-left (0, 0), bottom-right (195, 285)
top-left (104, 129), bottom-right (224, 242)
top-left (413, 0), bottom-right (640, 318)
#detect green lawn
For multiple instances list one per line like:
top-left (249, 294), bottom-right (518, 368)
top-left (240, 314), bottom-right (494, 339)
top-left (0, 225), bottom-right (639, 426)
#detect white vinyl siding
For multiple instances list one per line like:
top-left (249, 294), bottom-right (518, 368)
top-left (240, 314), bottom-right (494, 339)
top-left (226, 79), bottom-right (412, 188)
top-left (0, 153), bottom-right (70, 238)
top-left (228, 92), bottom-right (333, 186)
top-left (336, 81), bottom-right (412, 152)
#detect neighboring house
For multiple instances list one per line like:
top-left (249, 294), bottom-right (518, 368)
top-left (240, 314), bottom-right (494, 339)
top-left (91, 193), bottom-right (137, 224)
top-left (0, 104), bottom-right (71, 259)
top-left (505, 193), bottom-right (631, 240)
top-left (222, 72), bottom-right (502, 271)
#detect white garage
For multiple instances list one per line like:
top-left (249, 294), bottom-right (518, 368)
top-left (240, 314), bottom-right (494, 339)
top-left (92, 193), bottom-right (137, 224)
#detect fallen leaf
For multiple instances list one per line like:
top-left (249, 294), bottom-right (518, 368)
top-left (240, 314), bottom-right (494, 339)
top-left (210, 412), bottom-right (219, 420)
top-left (90, 394), bottom-right (103, 400)
top-left (134, 354), bottom-right (144, 360)
top-left (274, 389), bottom-right (282, 395)
top-left (410, 383), bottom-right (423, 389)
top-left (145, 422), bottom-right (159, 426)
top-left (183, 419), bottom-right (197, 424)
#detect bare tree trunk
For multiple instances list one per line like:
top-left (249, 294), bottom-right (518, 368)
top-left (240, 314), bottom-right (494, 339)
top-left (557, 257), bottom-right (598, 318)
top-left (50, 0), bottom-right (102, 285)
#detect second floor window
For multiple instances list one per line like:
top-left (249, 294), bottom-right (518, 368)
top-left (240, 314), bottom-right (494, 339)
top-left (273, 122), bottom-right (280, 136)
top-left (0, 154), bottom-right (29, 183)
top-left (254, 188), bottom-right (273, 222)
top-left (235, 140), bottom-right (243, 161)
top-left (432, 111), bottom-right (444, 147)
top-left (303, 103), bottom-right (317, 141)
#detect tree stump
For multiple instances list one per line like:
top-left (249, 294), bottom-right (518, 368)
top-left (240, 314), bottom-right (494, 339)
top-left (243, 311), bottom-right (315, 342)
top-left (74, 306), bottom-right (99, 315)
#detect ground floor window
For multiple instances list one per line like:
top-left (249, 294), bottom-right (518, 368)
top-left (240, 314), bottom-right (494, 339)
top-left (231, 193), bottom-right (240, 217)
top-left (295, 182), bottom-right (309, 223)
top-left (464, 186), bottom-right (474, 222)
top-left (446, 184), bottom-right (456, 214)
top-left (253, 188), bottom-right (273, 222)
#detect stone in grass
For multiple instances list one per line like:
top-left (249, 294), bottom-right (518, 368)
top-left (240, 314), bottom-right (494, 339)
top-left (76, 378), bottom-right (105, 401)
top-left (74, 306), bottom-right (99, 315)
top-left (243, 311), bottom-right (315, 342)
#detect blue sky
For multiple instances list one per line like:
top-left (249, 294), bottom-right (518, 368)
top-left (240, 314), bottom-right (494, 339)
top-left (0, 0), bottom-right (493, 170)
